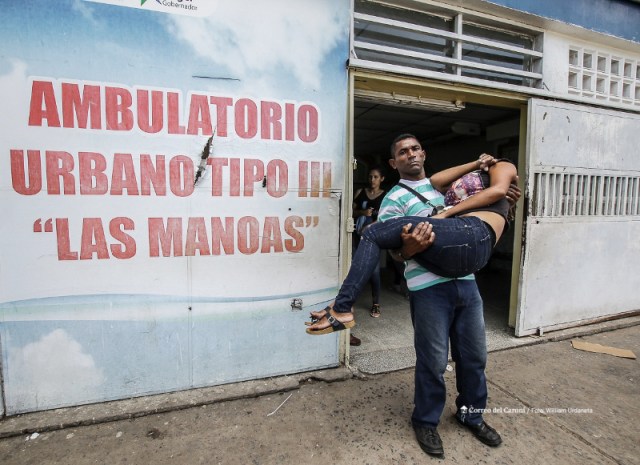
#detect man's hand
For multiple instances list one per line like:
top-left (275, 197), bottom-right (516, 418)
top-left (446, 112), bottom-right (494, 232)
top-left (506, 175), bottom-right (521, 206)
top-left (398, 222), bottom-right (435, 259)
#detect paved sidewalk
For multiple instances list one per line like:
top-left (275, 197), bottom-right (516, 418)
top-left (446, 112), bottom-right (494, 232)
top-left (0, 324), bottom-right (638, 464)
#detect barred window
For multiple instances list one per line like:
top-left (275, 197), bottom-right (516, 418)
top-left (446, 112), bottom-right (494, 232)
top-left (352, 0), bottom-right (543, 89)
top-left (532, 172), bottom-right (640, 217)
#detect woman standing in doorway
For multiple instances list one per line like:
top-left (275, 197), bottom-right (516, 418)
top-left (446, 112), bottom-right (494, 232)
top-left (352, 166), bottom-right (386, 319)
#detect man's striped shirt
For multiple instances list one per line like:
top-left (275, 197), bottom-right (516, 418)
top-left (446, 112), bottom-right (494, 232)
top-left (378, 178), bottom-right (474, 291)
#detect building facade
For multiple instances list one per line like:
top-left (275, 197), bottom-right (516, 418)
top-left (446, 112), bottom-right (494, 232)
top-left (1, 0), bottom-right (638, 415)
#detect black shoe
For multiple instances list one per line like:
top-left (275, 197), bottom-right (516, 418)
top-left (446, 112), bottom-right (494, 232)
top-left (349, 334), bottom-right (361, 346)
top-left (455, 416), bottom-right (502, 447)
top-left (413, 425), bottom-right (444, 457)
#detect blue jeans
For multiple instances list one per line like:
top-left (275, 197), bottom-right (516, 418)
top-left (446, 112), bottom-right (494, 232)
top-left (334, 215), bottom-right (493, 313)
top-left (410, 280), bottom-right (488, 427)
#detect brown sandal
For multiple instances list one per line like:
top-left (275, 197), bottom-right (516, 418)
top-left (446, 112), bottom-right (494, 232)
top-left (306, 307), bottom-right (356, 335)
top-left (370, 304), bottom-right (381, 318)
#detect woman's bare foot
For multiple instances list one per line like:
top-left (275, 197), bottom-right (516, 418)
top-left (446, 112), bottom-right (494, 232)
top-left (307, 308), bottom-right (330, 324)
top-left (305, 305), bottom-right (355, 334)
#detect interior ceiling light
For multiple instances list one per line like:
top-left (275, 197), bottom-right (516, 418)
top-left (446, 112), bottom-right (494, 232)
top-left (354, 89), bottom-right (465, 112)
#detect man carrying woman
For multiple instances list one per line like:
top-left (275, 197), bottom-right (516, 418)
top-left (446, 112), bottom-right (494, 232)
top-left (306, 134), bottom-right (520, 457)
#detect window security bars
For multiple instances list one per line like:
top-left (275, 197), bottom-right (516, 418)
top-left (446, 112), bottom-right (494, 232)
top-left (532, 172), bottom-right (640, 217)
top-left (352, 0), bottom-right (543, 89)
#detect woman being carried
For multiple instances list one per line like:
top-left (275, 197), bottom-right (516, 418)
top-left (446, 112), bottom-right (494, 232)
top-left (306, 154), bottom-right (518, 334)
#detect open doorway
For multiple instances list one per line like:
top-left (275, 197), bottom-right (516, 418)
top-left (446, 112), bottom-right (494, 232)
top-left (349, 89), bottom-right (525, 373)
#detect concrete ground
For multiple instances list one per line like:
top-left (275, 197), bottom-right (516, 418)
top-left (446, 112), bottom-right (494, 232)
top-left (348, 266), bottom-right (565, 374)
top-left (0, 319), bottom-right (638, 464)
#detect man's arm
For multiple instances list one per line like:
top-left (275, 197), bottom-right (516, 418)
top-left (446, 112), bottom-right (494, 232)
top-left (506, 176), bottom-right (521, 206)
top-left (389, 222), bottom-right (435, 261)
top-left (380, 186), bottom-right (436, 261)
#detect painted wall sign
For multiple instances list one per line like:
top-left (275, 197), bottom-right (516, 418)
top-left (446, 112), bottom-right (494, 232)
top-left (0, 0), bottom-right (350, 414)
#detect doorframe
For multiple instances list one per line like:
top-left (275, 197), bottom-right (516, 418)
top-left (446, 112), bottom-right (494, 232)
top-left (348, 69), bottom-right (529, 331)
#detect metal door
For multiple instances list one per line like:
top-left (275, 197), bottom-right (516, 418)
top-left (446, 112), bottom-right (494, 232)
top-left (516, 99), bottom-right (640, 336)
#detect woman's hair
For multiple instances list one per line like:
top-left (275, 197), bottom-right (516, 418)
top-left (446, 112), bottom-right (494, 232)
top-left (368, 165), bottom-right (384, 177)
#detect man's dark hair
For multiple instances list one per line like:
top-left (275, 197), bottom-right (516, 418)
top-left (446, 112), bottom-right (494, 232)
top-left (389, 133), bottom-right (420, 158)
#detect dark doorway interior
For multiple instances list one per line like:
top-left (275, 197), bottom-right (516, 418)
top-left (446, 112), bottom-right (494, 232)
top-left (350, 99), bottom-right (522, 372)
